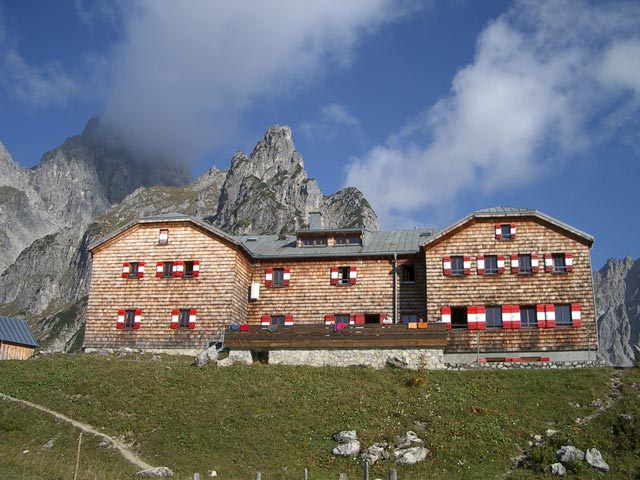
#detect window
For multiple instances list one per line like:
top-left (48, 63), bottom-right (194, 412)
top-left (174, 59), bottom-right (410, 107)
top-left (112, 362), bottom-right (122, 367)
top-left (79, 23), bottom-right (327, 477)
top-left (272, 268), bottom-right (285, 287)
top-left (159, 229), bottom-right (169, 245)
top-left (552, 253), bottom-right (567, 273)
top-left (122, 261), bottom-right (144, 278)
top-left (184, 261), bottom-right (201, 278)
top-left (555, 304), bottom-right (572, 326)
top-left (519, 254), bottom-right (532, 274)
top-left (162, 261), bottom-right (173, 278)
top-left (451, 256), bottom-right (465, 275)
top-left (451, 306), bottom-right (467, 329)
top-left (129, 262), bottom-right (139, 278)
top-left (335, 314), bottom-right (351, 324)
top-left (179, 309), bottom-right (191, 328)
top-left (486, 306), bottom-right (502, 328)
top-left (485, 255), bottom-right (498, 274)
top-left (124, 310), bottom-right (136, 328)
top-left (302, 237), bottom-right (327, 247)
top-left (338, 266), bottom-right (351, 285)
top-left (401, 264), bottom-right (415, 283)
top-left (501, 224), bottom-right (512, 240)
top-left (271, 315), bottom-right (286, 325)
top-left (335, 236), bottom-right (362, 246)
top-left (520, 306), bottom-right (537, 328)
top-left (401, 314), bottom-right (418, 323)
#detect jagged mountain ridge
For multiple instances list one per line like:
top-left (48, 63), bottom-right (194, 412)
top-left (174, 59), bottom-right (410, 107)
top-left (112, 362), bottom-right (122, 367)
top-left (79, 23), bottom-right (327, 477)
top-left (595, 256), bottom-right (640, 366)
top-left (0, 122), bottom-right (378, 351)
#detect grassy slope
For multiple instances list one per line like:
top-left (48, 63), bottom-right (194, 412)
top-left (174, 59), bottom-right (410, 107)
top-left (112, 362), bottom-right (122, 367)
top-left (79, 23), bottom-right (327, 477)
top-left (0, 355), bottom-right (638, 479)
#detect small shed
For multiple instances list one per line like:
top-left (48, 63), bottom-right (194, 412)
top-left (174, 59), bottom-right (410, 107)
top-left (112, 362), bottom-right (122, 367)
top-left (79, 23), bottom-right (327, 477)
top-left (0, 316), bottom-right (39, 360)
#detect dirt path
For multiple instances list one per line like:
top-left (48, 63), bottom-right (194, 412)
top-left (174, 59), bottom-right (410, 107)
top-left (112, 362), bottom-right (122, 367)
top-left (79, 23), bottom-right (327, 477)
top-left (0, 391), bottom-right (153, 471)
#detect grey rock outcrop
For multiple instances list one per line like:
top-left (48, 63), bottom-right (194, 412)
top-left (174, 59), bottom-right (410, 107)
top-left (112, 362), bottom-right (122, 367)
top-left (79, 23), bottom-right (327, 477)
top-left (556, 445), bottom-right (585, 463)
top-left (585, 448), bottom-right (609, 472)
top-left (361, 442), bottom-right (389, 465)
top-left (550, 462), bottom-right (566, 476)
top-left (333, 430), bottom-right (361, 457)
top-left (594, 257), bottom-right (640, 366)
top-left (136, 466), bottom-right (174, 477)
top-left (394, 446), bottom-right (428, 465)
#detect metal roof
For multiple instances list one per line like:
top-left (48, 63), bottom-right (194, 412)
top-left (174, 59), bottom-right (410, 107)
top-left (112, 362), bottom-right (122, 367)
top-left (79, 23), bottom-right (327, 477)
top-left (0, 317), bottom-right (39, 348)
top-left (236, 228), bottom-right (440, 259)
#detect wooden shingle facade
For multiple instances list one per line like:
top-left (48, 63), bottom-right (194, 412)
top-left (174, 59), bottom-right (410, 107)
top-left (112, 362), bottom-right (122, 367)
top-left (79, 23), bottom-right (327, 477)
top-left (84, 208), bottom-right (597, 365)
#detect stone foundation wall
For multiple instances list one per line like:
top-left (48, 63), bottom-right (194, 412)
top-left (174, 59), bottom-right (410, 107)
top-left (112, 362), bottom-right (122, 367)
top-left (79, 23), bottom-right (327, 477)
top-left (263, 348), bottom-right (444, 369)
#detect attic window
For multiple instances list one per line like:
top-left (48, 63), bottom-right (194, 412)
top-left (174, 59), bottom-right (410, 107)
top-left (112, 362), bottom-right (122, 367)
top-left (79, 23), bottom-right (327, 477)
top-left (245, 237), bottom-right (258, 242)
top-left (335, 236), bottom-right (362, 246)
top-left (302, 237), bottom-right (327, 247)
top-left (159, 229), bottom-right (169, 245)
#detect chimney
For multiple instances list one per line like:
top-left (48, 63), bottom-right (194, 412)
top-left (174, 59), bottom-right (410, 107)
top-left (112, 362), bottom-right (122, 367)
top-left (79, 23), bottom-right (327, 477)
top-left (309, 212), bottom-right (322, 230)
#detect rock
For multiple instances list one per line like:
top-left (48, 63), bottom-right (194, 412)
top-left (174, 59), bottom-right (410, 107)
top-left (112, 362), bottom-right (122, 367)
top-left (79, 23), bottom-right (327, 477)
top-left (136, 467), bottom-right (174, 477)
top-left (530, 434), bottom-right (544, 447)
top-left (413, 420), bottom-right (427, 430)
top-left (545, 429), bottom-right (558, 437)
top-left (361, 442), bottom-right (389, 465)
top-left (395, 431), bottom-right (423, 448)
top-left (585, 448), bottom-right (609, 472)
top-left (333, 441), bottom-right (361, 457)
top-left (334, 430), bottom-right (358, 443)
top-left (208, 471), bottom-right (217, 477)
top-left (386, 356), bottom-right (408, 369)
top-left (394, 446), bottom-right (428, 465)
top-left (194, 346), bottom-right (218, 367)
top-left (619, 413), bottom-right (635, 422)
top-left (590, 399), bottom-right (604, 408)
top-left (550, 462), bottom-right (566, 476)
top-left (556, 445), bottom-right (585, 463)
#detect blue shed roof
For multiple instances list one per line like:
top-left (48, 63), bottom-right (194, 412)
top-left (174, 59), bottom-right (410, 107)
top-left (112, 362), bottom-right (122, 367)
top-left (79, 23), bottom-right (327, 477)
top-left (0, 317), bottom-right (39, 348)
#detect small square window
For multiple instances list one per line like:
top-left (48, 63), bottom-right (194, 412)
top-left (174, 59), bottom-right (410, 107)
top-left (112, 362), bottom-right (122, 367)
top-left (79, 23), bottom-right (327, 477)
top-left (519, 254), bottom-right (532, 274)
top-left (401, 314), bottom-right (418, 323)
top-left (178, 309), bottom-right (191, 328)
top-left (271, 315), bottom-right (286, 325)
top-left (159, 229), bottom-right (169, 245)
top-left (451, 306), bottom-right (467, 329)
top-left (555, 304), bottom-right (571, 326)
top-left (552, 253), bottom-right (567, 273)
top-left (484, 255), bottom-right (498, 274)
top-left (335, 314), bottom-right (351, 324)
top-left (338, 266), bottom-right (351, 285)
top-left (127, 262), bottom-right (140, 278)
top-left (184, 261), bottom-right (195, 277)
top-left (451, 256), bottom-right (465, 275)
top-left (401, 264), bottom-right (415, 283)
top-left (500, 224), bottom-right (512, 240)
top-left (162, 261), bottom-right (174, 278)
top-left (272, 268), bottom-right (285, 287)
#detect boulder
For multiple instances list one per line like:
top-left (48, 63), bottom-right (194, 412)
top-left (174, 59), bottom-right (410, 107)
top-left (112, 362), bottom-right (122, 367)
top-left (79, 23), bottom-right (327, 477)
top-left (556, 445), bottom-right (585, 463)
top-left (332, 441), bottom-right (361, 457)
top-left (361, 442), bottom-right (389, 465)
top-left (136, 467), bottom-right (174, 477)
top-left (386, 356), bottom-right (408, 369)
top-left (394, 447), bottom-right (428, 465)
top-left (550, 462), bottom-right (566, 476)
top-left (585, 448), bottom-right (609, 472)
top-left (334, 430), bottom-right (358, 443)
top-left (194, 346), bottom-right (218, 368)
top-left (395, 431), bottom-right (423, 449)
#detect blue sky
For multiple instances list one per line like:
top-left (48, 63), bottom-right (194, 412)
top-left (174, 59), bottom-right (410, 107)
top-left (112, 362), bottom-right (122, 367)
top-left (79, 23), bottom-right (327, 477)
top-left (1, 0), bottom-right (639, 270)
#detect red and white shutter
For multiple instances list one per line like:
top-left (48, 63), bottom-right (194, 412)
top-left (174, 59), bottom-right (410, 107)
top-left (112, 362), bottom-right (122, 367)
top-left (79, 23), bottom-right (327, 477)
top-left (571, 304), bottom-right (582, 328)
top-left (380, 313), bottom-right (391, 324)
top-left (265, 267), bottom-right (273, 287)
top-left (156, 262), bottom-right (164, 277)
top-left (137, 262), bottom-right (145, 278)
top-left (512, 306), bottom-right (521, 329)
top-left (284, 315), bottom-right (294, 326)
top-left (192, 260), bottom-right (200, 277)
top-left (565, 253), bottom-right (573, 272)
top-left (173, 261), bottom-right (184, 277)
top-left (330, 266), bottom-right (339, 285)
top-left (463, 256), bottom-right (471, 275)
top-left (117, 310), bottom-right (125, 329)
top-left (502, 305), bottom-right (512, 329)
top-left (188, 308), bottom-right (197, 329)
top-left (531, 254), bottom-right (539, 273)
top-left (510, 224), bottom-right (517, 239)
top-left (495, 224), bottom-right (502, 240)
top-left (261, 315), bottom-right (270, 326)
top-left (324, 314), bottom-right (335, 325)
top-left (467, 306), bottom-right (478, 330)
top-left (121, 262), bottom-right (130, 278)
top-left (477, 255), bottom-right (485, 275)
top-left (443, 256), bottom-right (452, 276)
top-left (283, 267), bottom-right (291, 286)
top-left (133, 309), bottom-right (142, 329)
top-left (354, 313), bottom-right (365, 325)
top-left (544, 253), bottom-right (553, 272)
top-left (545, 304), bottom-right (556, 328)
top-left (349, 266), bottom-right (358, 285)
top-left (511, 255), bottom-right (519, 274)
top-left (349, 314), bottom-right (356, 325)
top-left (497, 255), bottom-right (505, 274)
top-left (476, 306), bottom-right (486, 330)
top-left (171, 309), bottom-right (179, 329)
top-left (536, 304), bottom-right (547, 328)
top-left (441, 307), bottom-right (451, 330)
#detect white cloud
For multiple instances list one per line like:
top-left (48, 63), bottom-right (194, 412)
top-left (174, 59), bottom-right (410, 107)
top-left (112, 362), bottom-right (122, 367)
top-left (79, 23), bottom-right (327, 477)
top-left (300, 103), bottom-right (364, 142)
top-left (345, 0), bottom-right (640, 228)
top-left (98, 0), bottom-right (415, 160)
